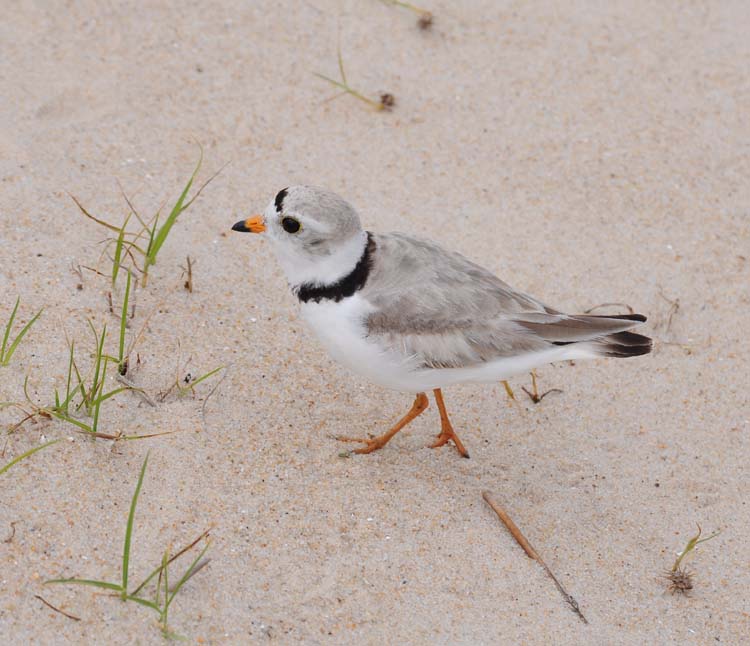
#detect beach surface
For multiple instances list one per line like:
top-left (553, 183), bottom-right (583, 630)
top-left (1, 1), bottom-right (749, 643)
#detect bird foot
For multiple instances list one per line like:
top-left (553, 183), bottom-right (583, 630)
top-left (336, 434), bottom-right (391, 454)
top-left (429, 428), bottom-right (470, 458)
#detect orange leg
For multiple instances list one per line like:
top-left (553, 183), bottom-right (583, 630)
top-left (337, 392), bottom-right (429, 454)
top-left (429, 388), bottom-right (470, 458)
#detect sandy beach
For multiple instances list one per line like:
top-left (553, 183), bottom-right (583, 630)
top-left (1, 1), bottom-right (749, 643)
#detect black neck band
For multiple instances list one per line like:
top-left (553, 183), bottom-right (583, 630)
top-left (295, 233), bottom-right (375, 304)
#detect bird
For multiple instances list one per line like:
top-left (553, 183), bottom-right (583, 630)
top-left (232, 186), bottom-right (652, 458)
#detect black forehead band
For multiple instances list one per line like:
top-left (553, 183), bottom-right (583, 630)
top-left (275, 187), bottom-right (289, 212)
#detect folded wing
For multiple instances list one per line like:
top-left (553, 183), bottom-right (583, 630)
top-left (361, 233), bottom-right (651, 369)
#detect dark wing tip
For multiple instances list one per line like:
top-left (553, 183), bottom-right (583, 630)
top-left (605, 313), bottom-right (647, 323)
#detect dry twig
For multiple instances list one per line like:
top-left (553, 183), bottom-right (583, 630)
top-left (181, 255), bottom-right (194, 293)
top-left (521, 371), bottom-right (563, 404)
top-left (116, 373), bottom-right (157, 407)
top-left (201, 366), bottom-right (229, 430)
top-left (3, 521), bottom-right (17, 544)
top-left (482, 491), bottom-right (587, 624)
top-left (583, 302), bottom-right (635, 315)
top-left (657, 289), bottom-right (680, 333)
top-left (35, 594), bottom-right (81, 621)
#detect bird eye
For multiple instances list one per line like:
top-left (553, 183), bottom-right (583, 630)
top-left (281, 217), bottom-right (301, 233)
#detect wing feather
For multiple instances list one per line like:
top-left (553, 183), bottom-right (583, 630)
top-left (361, 233), bottom-right (645, 369)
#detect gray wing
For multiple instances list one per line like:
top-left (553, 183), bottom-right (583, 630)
top-left (361, 233), bottom-right (645, 369)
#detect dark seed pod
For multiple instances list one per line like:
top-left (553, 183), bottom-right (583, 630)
top-left (417, 12), bottom-right (433, 30)
top-left (379, 93), bottom-right (396, 110)
top-left (665, 567), bottom-right (694, 594)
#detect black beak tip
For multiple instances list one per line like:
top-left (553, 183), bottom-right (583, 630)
top-left (232, 220), bottom-right (249, 232)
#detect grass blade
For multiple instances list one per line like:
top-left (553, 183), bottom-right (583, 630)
top-left (312, 73), bottom-right (384, 110)
top-left (118, 271), bottom-right (132, 372)
top-left (112, 215), bottom-right (131, 288)
top-left (313, 72), bottom-right (351, 93)
top-left (166, 540), bottom-right (211, 607)
top-left (337, 38), bottom-right (347, 85)
top-left (178, 366), bottom-right (224, 396)
top-left (161, 549), bottom-right (169, 619)
top-left (91, 357), bottom-right (108, 433)
top-left (70, 195), bottom-right (123, 233)
top-left (49, 411), bottom-right (92, 433)
top-left (1, 297), bottom-right (20, 360)
top-left (45, 578), bottom-right (121, 591)
top-left (170, 557), bottom-right (210, 593)
top-left (0, 439), bottom-right (60, 476)
top-left (4, 308), bottom-right (43, 365)
top-left (148, 152), bottom-right (203, 265)
top-left (84, 321), bottom-right (107, 416)
top-left (672, 524), bottom-right (721, 572)
top-left (1, 298), bottom-right (42, 366)
top-left (57, 341), bottom-right (82, 414)
top-left (95, 386), bottom-right (133, 406)
top-left (122, 453), bottom-right (150, 597)
top-left (119, 430), bottom-right (181, 441)
top-left (130, 528), bottom-right (211, 596)
top-left (125, 595), bottom-right (160, 611)
top-left (144, 209), bottom-right (161, 258)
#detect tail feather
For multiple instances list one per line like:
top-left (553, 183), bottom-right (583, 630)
top-left (516, 312), bottom-right (648, 343)
top-left (593, 330), bottom-right (652, 357)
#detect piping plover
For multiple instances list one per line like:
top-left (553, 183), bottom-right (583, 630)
top-left (233, 186), bottom-right (651, 458)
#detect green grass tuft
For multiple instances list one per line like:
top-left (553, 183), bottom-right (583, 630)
top-left (1, 297), bottom-right (43, 367)
top-left (46, 453), bottom-right (211, 638)
top-left (8, 321), bottom-right (133, 436)
top-left (72, 152), bottom-right (221, 288)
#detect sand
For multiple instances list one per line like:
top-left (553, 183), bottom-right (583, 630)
top-left (1, 1), bottom-right (749, 643)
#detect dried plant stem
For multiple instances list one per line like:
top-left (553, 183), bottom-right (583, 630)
top-left (314, 40), bottom-right (393, 111)
top-left (657, 288), bottom-right (680, 333)
top-left (390, 0), bottom-right (429, 14)
top-left (116, 374), bottom-right (157, 407)
top-left (482, 491), bottom-right (588, 624)
top-left (35, 595), bottom-right (81, 621)
top-left (4, 521), bottom-right (17, 543)
top-left (200, 366), bottom-right (228, 430)
top-left (521, 371), bottom-right (563, 404)
top-left (583, 302), bottom-right (635, 315)
top-left (381, 0), bottom-right (433, 22)
top-left (313, 73), bottom-right (386, 110)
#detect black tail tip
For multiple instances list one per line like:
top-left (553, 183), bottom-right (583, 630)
top-left (603, 343), bottom-right (653, 358)
top-left (600, 331), bottom-right (653, 357)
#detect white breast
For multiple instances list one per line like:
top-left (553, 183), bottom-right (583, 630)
top-left (300, 294), bottom-right (423, 391)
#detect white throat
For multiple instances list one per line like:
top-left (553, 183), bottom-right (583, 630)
top-left (273, 230), bottom-right (368, 288)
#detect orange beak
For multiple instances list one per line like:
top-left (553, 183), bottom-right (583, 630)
top-left (232, 215), bottom-right (266, 233)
